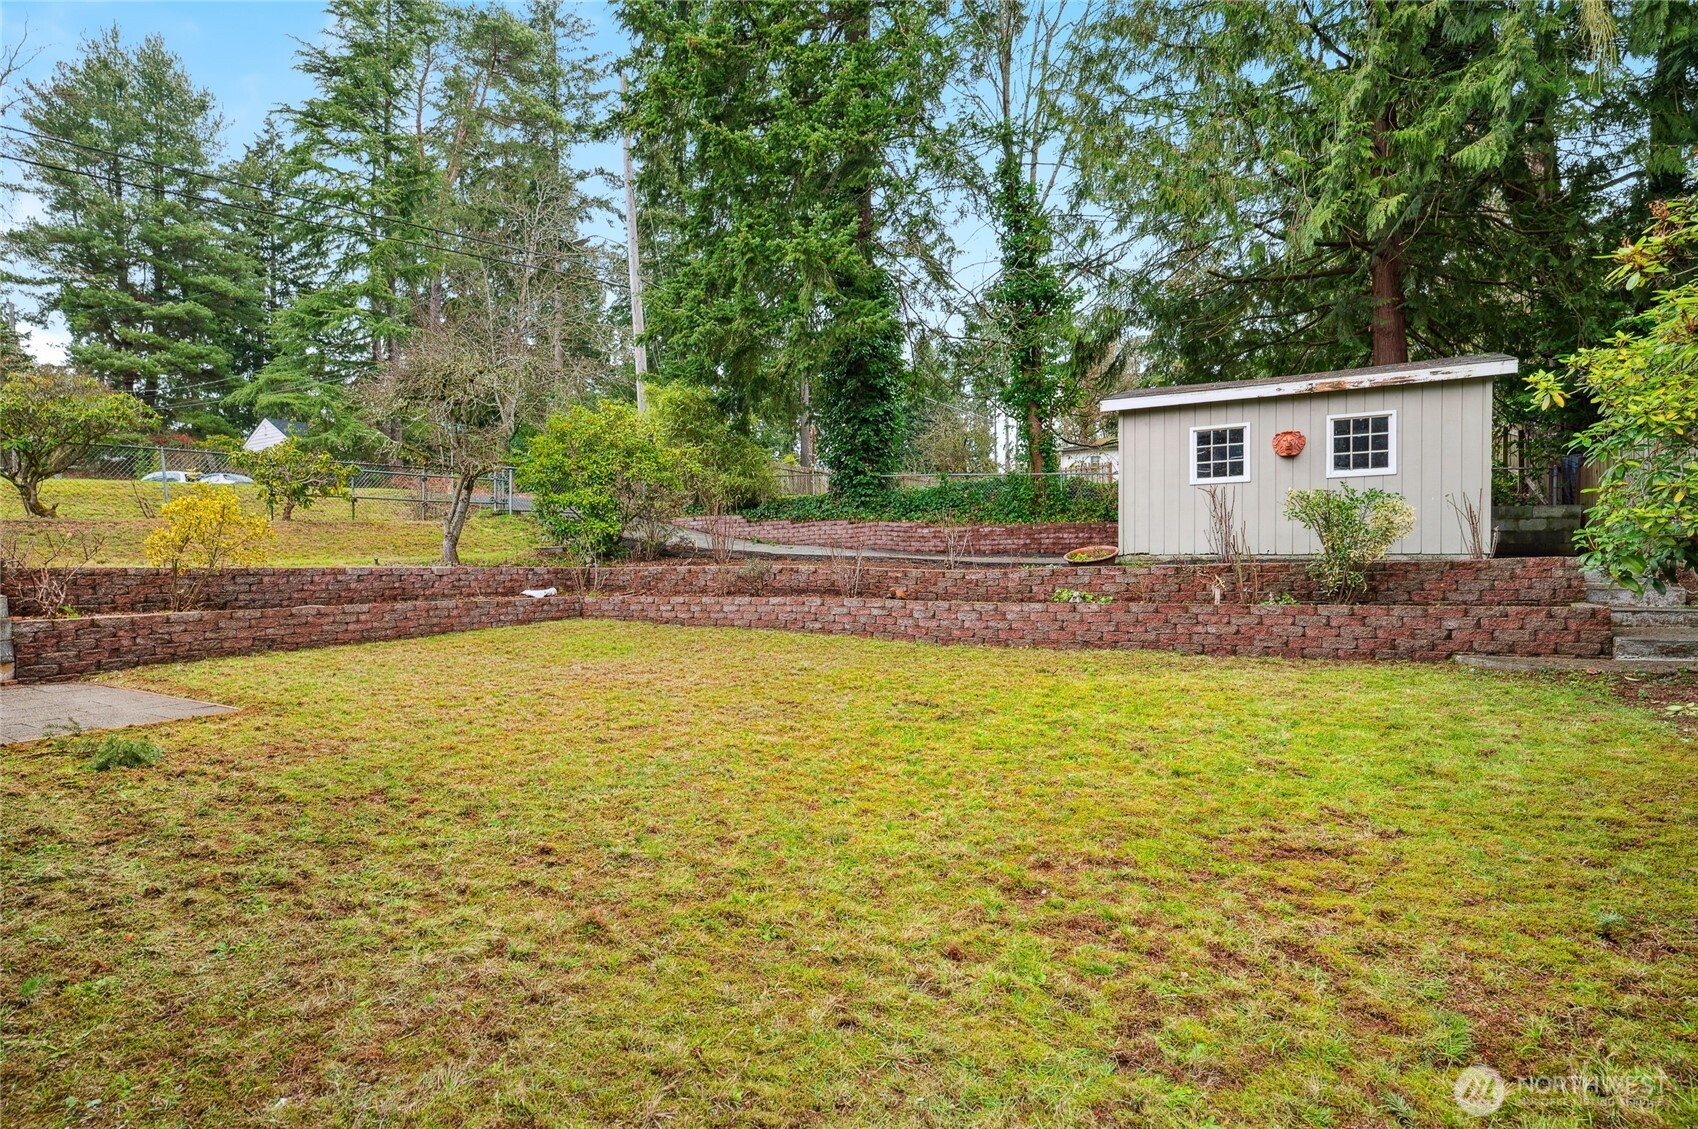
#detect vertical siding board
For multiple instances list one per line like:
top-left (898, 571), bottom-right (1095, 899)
top-left (1106, 373), bottom-right (1498, 558)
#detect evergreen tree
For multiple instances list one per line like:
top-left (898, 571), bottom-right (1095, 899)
top-left (1076, 0), bottom-right (1636, 384)
top-left (2, 27), bottom-right (264, 431)
top-left (928, 0), bottom-right (1136, 474)
top-left (218, 117), bottom-right (327, 388)
top-left (621, 0), bottom-right (948, 498)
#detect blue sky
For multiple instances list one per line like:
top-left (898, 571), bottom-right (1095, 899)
top-left (1, 0), bottom-right (629, 148)
top-left (0, 0), bottom-right (632, 360)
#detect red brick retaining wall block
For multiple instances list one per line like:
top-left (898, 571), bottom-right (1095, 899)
top-left (9, 596), bottom-right (582, 682)
top-left (582, 596), bottom-right (1611, 662)
top-left (6, 556), bottom-right (1589, 616)
top-left (1, 556), bottom-right (1610, 683)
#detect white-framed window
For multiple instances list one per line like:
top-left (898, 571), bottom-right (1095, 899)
top-left (1326, 411), bottom-right (1396, 477)
top-left (1189, 423), bottom-right (1249, 484)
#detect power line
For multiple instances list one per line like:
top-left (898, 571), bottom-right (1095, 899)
top-left (3, 151), bottom-right (621, 291)
top-left (2, 123), bottom-right (616, 277)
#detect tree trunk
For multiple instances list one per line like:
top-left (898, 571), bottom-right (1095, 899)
top-left (1369, 109), bottom-right (1410, 367)
top-left (17, 478), bottom-right (56, 518)
top-left (440, 472), bottom-right (478, 565)
top-left (1369, 235), bottom-right (1408, 366)
top-left (1025, 398), bottom-right (1045, 477)
top-left (799, 378), bottom-right (814, 468)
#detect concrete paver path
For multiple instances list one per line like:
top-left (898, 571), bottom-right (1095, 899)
top-left (0, 684), bottom-right (234, 745)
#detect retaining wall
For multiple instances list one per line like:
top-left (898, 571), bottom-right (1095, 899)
top-left (7, 589), bottom-right (1611, 684)
top-left (579, 595), bottom-right (1613, 661)
top-left (6, 556), bottom-right (1590, 616)
top-left (8, 596), bottom-right (583, 682)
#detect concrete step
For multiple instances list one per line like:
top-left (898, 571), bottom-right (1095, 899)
top-left (1615, 629), bottom-right (1698, 661)
top-left (1611, 607), bottom-right (1698, 629)
top-left (1584, 572), bottom-right (1688, 607)
top-left (1456, 653), bottom-right (1698, 674)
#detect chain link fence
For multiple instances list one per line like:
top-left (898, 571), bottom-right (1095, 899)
top-left (66, 444), bottom-right (521, 520)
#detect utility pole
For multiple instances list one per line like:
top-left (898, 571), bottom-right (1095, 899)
top-left (620, 74), bottom-right (649, 414)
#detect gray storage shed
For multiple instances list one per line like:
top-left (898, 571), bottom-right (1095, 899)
top-left (1100, 354), bottom-right (1513, 557)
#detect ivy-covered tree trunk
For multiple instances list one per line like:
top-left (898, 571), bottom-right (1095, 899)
top-left (813, 1), bottom-right (910, 501)
top-left (817, 272), bottom-right (906, 503)
top-left (993, 142), bottom-right (1068, 474)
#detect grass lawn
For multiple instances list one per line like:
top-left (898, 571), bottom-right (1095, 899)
top-left (0, 478), bottom-right (545, 565)
top-left (4, 622), bottom-right (1695, 1126)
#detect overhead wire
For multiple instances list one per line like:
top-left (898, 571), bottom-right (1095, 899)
top-left (2, 123), bottom-right (621, 283)
top-left (2, 150), bottom-right (621, 291)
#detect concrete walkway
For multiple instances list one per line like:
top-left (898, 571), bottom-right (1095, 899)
top-left (0, 684), bottom-right (234, 745)
top-left (663, 524), bottom-right (1067, 567)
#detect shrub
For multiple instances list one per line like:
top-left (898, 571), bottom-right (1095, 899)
top-left (224, 439), bottom-right (353, 520)
top-left (1284, 485), bottom-right (1416, 601)
top-left (86, 735), bottom-right (164, 771)
top-left (143, 487), bottom-right (273, 608)
top-left (517, 403), bottom-right (698, 562)
top-left (0, 525), bottom-right (105, 617)
top-left (745, 473), bottom-right (1115, 525)
top-left (0, 369), bottom-right (159, 517)
top-left (649, 384), bottom-right (777, 511)
top-left (1529, 194), bottom-right (1698, 593)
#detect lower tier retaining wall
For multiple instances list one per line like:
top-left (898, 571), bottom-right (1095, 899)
top-left (6, 592), bottom-right (1610, 683)
top-left (7, 556), bottom-right (1589, 616)
top-left (583, 596), bottom-right (1612, 662)
top-left (9, 596), bottom-right (583, 682)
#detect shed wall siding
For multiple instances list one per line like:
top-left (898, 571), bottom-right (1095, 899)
top-left (1116, 377), bottom-right (1492, 556)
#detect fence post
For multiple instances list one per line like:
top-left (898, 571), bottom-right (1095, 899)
top-left (159, 445), bottom-right (169, 504)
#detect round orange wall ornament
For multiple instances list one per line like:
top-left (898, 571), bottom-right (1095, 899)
top-left (1272, 430), bottom-right (1306, 457)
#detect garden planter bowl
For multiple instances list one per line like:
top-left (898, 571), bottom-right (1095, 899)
top-left (1064, 545), bottom-right (1119, 565)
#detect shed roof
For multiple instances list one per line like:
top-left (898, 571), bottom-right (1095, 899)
top-left (1099, 354), bottom-right (1516, 414)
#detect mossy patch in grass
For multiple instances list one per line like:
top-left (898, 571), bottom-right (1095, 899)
top-left (3, 621), bottom-right (1694, 1125)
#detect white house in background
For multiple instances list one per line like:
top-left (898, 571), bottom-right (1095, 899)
top-left (1100, 354), bottom-right (1514, 558)
top-left (1058, 440), bottom-right (1119, 480)
top-left (242, 418), bottom-right (307, 452)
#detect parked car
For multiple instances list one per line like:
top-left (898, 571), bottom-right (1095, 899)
top-left (139, 469), bottom-right (193, 483)
top-left (198, 473), bottom-right (255, 485)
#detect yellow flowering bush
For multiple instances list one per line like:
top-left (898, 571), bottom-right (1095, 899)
top-left (144, 487), bottom-right (272, 609)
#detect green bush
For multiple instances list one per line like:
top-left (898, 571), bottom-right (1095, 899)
top-left (649, 384), bottom-right (777, 511)
top-left (1284, 485), bottom-right (1417, 601)
top-left (745, 474), bottom-right (1115, 524)
top-left (517, 403), bottom-right (698, 561)
top-left (86, 735), bottom-right (164, 771)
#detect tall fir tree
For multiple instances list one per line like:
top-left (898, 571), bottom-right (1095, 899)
top-left (2, 27), bottom-right (263, 432)
top-left (621, 0), bottom-right (948, 497)
top-left (1074, 0), bottom-right (1638, 385)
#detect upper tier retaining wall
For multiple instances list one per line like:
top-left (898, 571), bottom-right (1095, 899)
top-left (675, 516), bottom-right (1119, 556)
top-left (5, 556), bottom-right (1588, 617)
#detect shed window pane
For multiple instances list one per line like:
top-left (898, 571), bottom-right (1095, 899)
top-left (1330, 414), bottom-right (1393, 472)
top-left (1194, 426), bottom-right (1246, 480)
